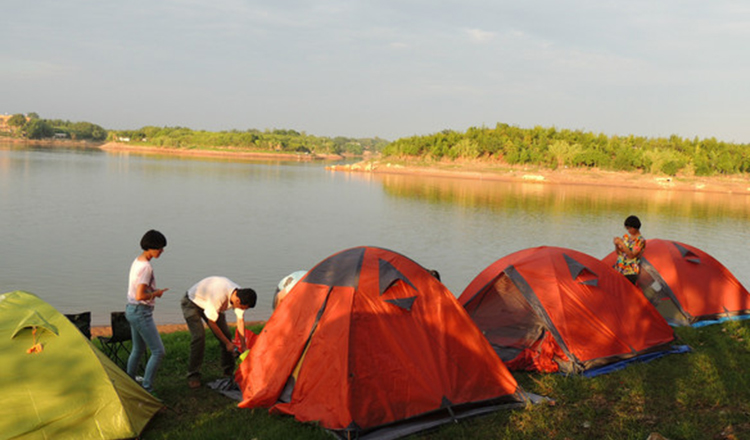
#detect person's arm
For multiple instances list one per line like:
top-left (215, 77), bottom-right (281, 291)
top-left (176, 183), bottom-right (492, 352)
top-left (616, 238), bottom-right (644, 259)
top-left (135, 283), bottom-right (168, 301)
top-left (206, 319), bottom-right (235, 353)
top-left (235, 309), bottom-right (247, 352)
top-left (627, 238), bottom-right (646, 259)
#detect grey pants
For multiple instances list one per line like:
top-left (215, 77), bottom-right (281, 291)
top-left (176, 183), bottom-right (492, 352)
top-left (180, 294), bottom-right (235, 380)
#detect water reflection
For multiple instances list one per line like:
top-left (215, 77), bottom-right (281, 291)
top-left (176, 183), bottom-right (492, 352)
top-left (377, 173), bottom-right (750, 221)
top-left (373, 172), bottom-right (750, 302)
top-left (2, 144), bottom-right (749, 327)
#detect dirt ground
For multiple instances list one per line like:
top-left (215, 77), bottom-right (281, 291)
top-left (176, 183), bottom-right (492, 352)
top-left (91, 323), bottom-right (189, 338)
top-left (99, 142), bottom-right (344, 161)
top-left (327, 160), bottom-right (750, 195)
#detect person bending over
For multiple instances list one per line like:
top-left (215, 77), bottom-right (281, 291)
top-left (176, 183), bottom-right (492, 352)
top-left (180, 276), bottom-right (256, 389)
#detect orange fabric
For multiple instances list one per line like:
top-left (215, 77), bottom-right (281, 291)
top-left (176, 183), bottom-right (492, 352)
top-left (604, 239), bottom-right (750, 322)
top-left (460, 246), bottom-right (675, 372)
top-left (235, 282), bottom-right (331, 408)
top-left (236, 247), bottom-right (519, 432)
top-left (505, 333), bottom-right (565, 373)
top-left (232, 328), bottom-right (259, 352)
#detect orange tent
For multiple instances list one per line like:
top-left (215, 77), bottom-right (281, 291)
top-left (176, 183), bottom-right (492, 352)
top-left (460, 246), bottom-right (676, 374)
top-left (236, 246), bottom-right (530, 439)
top-left (603, 239), bottom-right (750, 327)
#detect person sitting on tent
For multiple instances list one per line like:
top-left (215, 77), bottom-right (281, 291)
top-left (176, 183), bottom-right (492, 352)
top-left (612, 215), bottom-right (646, 285)
top-left (180, 276), bottom-right (257, 389)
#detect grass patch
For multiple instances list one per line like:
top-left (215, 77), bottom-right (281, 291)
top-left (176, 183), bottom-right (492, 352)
top-left (113, 321), bottom-right (750, 439)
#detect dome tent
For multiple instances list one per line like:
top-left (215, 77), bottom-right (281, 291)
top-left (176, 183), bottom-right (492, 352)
top-left (604, 239), bottom-right (750, 327)
top-left (460, 246), bottom-right (678, 375)
top-left (236, 246), bottom-right (538, 440)
top-left (0, 290), bottom-right (162, 440)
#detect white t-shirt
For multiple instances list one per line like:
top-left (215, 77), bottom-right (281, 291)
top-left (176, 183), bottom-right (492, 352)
top-left (187, 276), bottom-right (244, 322)
top-left (128, 257), bottom-right (155, 306)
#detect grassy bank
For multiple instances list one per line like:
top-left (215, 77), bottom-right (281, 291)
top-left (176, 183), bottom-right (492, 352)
top-left (121, 320), bottom-right (750, 440)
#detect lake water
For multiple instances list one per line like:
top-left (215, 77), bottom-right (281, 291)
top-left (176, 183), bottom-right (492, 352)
top-left (2, 143), bottom-right (750, 326)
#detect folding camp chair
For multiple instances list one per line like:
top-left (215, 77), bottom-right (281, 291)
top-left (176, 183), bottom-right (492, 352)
top-left (65, 311), bottom-right (91, 340)
top-left (97, 311), bottom-right (133, 370)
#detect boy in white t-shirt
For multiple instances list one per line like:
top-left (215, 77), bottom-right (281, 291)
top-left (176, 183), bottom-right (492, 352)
top-left (125, 229), bottom-right (168, 395)
top-left (180, 276), bottom-right (257, 389)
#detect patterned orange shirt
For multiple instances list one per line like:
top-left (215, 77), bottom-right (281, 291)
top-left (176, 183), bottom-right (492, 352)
top-left (614, 234), bottom-right (646, 276)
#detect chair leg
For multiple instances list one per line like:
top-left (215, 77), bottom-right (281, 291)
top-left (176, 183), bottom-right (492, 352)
top-left (97, 337), bottom-right (121, 368)
top-left (100, 340), bottom-right (147, 376)
top-left (111, 343), bottom-right (123, 370)
top-left (115, 345), bottom-right (128, 370)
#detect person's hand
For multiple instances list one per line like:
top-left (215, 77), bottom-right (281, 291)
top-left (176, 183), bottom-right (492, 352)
top-left (155, 288), bottom-right (169, 298)
top-left (225, 341), bottom-right (235, 353)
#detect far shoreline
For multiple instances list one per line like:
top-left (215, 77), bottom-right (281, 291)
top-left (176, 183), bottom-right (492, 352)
top-left (98, 141), bottom-right (347, 161)
top-left (0, 138), bottom-right (346, 161)
top-left (327, 160), bottom-right (750, 196)
top-left (5, 138), bottom-right (750, 195)
top-left (98, 142), bottom-right (750, 195)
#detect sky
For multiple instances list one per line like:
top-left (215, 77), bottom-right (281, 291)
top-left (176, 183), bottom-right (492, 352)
top-left (3, 1), bottom-right (750, 142)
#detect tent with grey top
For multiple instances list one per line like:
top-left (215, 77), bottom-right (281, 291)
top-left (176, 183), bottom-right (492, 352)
top-left (236, 246), bottom-right (541, 440)
top-left (603, 239), bottom-right (750, 327)
top-left (460, 246), bottom-right (678, 375)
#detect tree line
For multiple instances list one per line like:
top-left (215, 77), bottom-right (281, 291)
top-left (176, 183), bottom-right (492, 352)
top-left (3, 113), bottom-right (388, 156)
top-left (108, 127), bottom-right (388, 156)
top-left (4, 113), bottom-right (107, 141)
top-left (6, 112), bottom-right (749, 175)
top-left (382, 123), bottom-right (750, 177)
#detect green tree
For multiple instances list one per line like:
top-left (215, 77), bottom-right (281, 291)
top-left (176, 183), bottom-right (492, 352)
top-left (612, 144), bottom-right (642, 171)
top-left (450, 138), bottom-right (481, 160)
top-left (547, 140), bottom-right (582, 169)
top-left (24, 119), bottom-right (54, 139)
top-left (643, 149), bottom-right (685, 175)
top-left (7, 114), bottom-right (27, 130)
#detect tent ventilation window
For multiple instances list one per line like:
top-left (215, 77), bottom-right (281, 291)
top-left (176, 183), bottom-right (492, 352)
top-left (674, 242), bottom-right (701, 264)
top-left (563, 254), bottom-right (599, 286)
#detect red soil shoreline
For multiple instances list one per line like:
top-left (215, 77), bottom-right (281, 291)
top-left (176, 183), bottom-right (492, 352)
top-left (90, 321), bottom-right (265, 338)
top-left (105, 140), bottom-right (750, 195)
top-left (6, 139), bottom-right (750, 194)
top-left (98, 142), bottom-right (344, 161)
top-left (327, 160), bottom-right (750, 195)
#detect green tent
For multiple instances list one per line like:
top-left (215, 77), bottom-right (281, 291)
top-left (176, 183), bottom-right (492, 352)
top-left (0, 291), bottom-right (163, 440)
